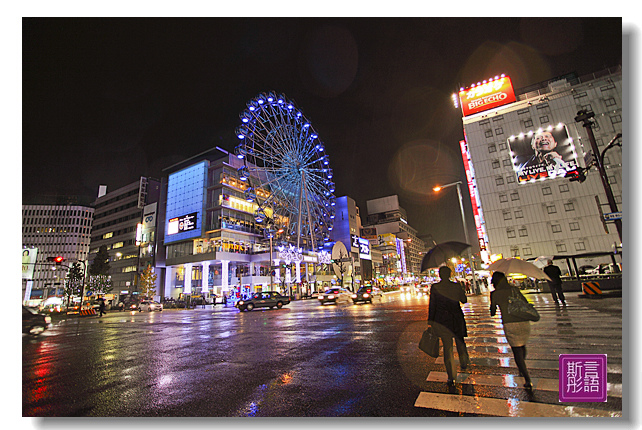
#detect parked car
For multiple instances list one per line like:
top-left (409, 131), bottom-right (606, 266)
top-left (236, 291), bottom-right (290, 311)
top-left (317, 287), bottom-right (352, 305)
top-left (139, 300), bottom-right (163, 312)
top-left (578, 265), bottom-right (595, 275)
top-left (23, 306), bottom-right (52, 336)
top-left (351, 286), bottom-right (382, 304)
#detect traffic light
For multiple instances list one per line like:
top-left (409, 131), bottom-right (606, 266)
top-left (47, 256), bottom-right (64, 265)
top-left (567, 169), bottom-right (586, 183)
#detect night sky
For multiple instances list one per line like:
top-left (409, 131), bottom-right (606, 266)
top-left (21, 17), bottom-right (624, 251)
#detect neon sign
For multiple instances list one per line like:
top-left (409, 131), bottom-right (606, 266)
top-left (459, 76), bottom-right (516, 117)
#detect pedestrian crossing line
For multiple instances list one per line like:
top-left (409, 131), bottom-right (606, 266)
top-left (433, 356), bottom-right (622, 373)
top-left (425, 371), bottom-right (622, 398)
top-left (414, 392), bottom-right (621, 417)
top-left (433, 348), bottom-right (621, 360)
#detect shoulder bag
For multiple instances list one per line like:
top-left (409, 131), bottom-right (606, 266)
top-left (506, 287), bottom-right (540, 322)
top-left (418, 326), bottom-right (440, 358)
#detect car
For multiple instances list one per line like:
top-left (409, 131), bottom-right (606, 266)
top-left (139, 300), bottom-right (163, 312)
top-left (236, 291), bottom-right (290, 311)
top-left (578, 265), bottom-right (595, 275)
top-left (351, 286), bottom-right (382, 304)
top-left (317, 287), bottom-right (353, 305)
top-left (23, 306), bottom-right (52, 336)
top-left (399, 285), bottom-right (415, 294)
top-left (417, 284), bottom-right (431, 297)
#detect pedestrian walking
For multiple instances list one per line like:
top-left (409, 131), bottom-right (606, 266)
top-left (98, 298), bottom-right (106, 317)
top-left (223, 294), bottom-right (228, 307)
top-left (428, 266), bottom-right (470, 387)
top-left (543, 259), bottom-right (566, 305)
top-left (490, 271), bottom-right (533, 390)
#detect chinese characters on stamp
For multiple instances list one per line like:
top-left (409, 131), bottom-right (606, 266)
top-left (559, 354), bottom-right (607, 402)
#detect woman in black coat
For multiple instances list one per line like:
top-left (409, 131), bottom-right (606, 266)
top-left (428, 266), bottom-right (470, 386)
top-left (490, 271), bottom-right (533, 389)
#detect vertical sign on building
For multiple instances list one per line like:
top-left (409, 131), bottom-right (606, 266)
top-left (460, 139), bottom-right (490, 263)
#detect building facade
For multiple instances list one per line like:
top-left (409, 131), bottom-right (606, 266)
top-left (363, 195), bottom-right (426, 279)
top-left (157, 150), bottom-right (335, 302)
top-left (459, 67), bottom-right (622, 269)
top-left (90, 177), bottom-right (161, 297)
top-left (22, 204), bottom-right (94, 304)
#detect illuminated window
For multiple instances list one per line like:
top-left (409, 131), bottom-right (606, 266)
top-left (102, 232), bottom-right (113, 239)
top-left (112, 242), bottom-right (124, 249)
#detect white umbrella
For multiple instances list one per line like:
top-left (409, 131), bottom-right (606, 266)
top-left (533, 255), bottom-right (554, 269)
top-left (487, 258), bottom-right (552, 281)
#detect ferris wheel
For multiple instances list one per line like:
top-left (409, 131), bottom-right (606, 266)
top-left (234, 92), bottom-right (336, 252)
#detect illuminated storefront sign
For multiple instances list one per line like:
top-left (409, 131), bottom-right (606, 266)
top-left (508, 124), bottom-right (579, 184)
top-left (459, 75), bottom-right (516, 117)
top-left (167, 212), bottom-right (198, 235)
top-left (460, 139), bottom-right (490, 262)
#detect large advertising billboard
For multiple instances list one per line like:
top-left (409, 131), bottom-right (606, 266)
top-left (508, 124), bottom-right (579, 184)
top-left (164, 161), bottom-right (207, 244)
top-left (459, 76), bottom-right (516, 117)
top-left (22, 248), bottom-right (38, 279)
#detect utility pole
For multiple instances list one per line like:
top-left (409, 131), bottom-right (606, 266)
top-left (574, 110), bottom-right (622, 242)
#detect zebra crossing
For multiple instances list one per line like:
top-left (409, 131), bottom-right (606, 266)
top-left (414, 294), bottom-right (623, 417)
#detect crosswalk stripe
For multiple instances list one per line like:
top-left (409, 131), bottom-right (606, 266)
top-left (414, 392), bottom-right (621, 417)
top-left (433, 356), bottom-right (622, 373)
top-left (426, 371), bottom-right (622, 398)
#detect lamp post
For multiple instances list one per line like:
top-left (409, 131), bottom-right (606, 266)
top-left (433, 181), bottom-right (479, 294)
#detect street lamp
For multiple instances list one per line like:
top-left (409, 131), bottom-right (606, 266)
top-left (433, 181), bottom-right (479, 294)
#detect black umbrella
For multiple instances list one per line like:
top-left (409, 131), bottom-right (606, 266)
top-left (421, 241), bottom-right (471, 272)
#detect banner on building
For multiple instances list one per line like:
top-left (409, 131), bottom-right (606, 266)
top-left (22, 248), bottom-right (38, 279)
top-left (508, 124), bottom-right (579, 184)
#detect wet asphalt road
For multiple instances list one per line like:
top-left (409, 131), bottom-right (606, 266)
top-left (23, 293), bottom-right (439, 417)
top-left (22, 292), bottom-right (624, 417)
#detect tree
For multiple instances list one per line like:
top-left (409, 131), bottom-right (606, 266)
top-left (64, 262), bottom-right (84, 307)
top-left (139, 265), bottom-right (157, 299)
top-left (89, 245), bottom-right (111, 277)
top-left (333, 249), bottom-right (350, 290)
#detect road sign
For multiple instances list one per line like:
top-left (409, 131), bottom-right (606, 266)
top-left (603, 212), bottom-right (622, 221)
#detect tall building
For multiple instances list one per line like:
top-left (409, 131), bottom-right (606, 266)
top-left (457, 67), bottom-right (622, 269)
top-left (363, 195), bottom-right (426, 278)
top-left (90, 177), bottom-right (161, 297)
top-left (22, 204), bottom-right (94, 304)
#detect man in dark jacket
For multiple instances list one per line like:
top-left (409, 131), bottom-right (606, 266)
top-left (543, 260), bottom-right (566, 305)
top-left (428, 266), bottom-right (470, 386)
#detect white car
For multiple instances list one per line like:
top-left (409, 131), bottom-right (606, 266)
top-left (139, 300), bottom-right (163, 312)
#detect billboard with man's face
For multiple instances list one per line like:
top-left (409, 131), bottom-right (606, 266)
top-left (508, 124), bottom-right (579, 184)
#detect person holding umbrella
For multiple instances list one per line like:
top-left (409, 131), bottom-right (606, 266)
top-left (428, 266), bottom-right (470, 387)
top-left (490, 271), bottom-right (533, 390)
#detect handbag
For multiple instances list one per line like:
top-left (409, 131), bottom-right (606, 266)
top-left (418, 326), bottom-right (440, 358)
top-left (506, 287), bottom-right (540, 322)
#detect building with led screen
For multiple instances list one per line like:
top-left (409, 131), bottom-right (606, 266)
top-left (158, 149), bottom-right (339, 302)
top-left (457, 67), bottom-right (622, 270)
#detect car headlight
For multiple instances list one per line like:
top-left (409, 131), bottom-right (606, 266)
top-left (363, 293), bottom-right (370, 298)
top-left (351, 294), bottom-right (357, 299)
top-left (318, 296), bottom-right (323, 300)
top-left (44, 316), bottom-right (52, 324)
top-left (238, 301), bottom-right (244, 305)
